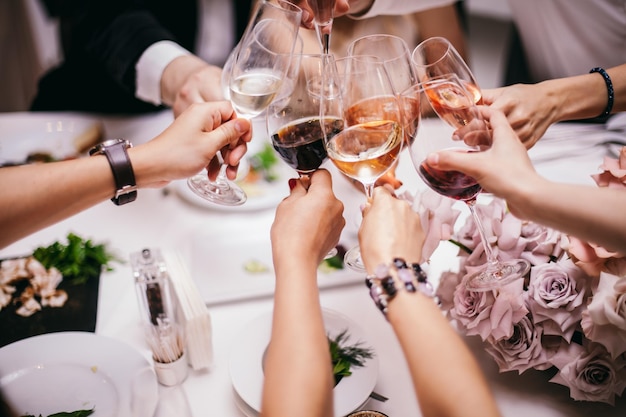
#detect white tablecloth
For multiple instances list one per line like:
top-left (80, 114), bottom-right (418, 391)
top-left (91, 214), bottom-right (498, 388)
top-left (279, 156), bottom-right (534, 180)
top-left (1, 110), bottom-right (625, 416)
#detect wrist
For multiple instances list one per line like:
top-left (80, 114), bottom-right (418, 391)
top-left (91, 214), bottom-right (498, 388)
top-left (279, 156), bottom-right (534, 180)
top-left (366, 258), bottom-right (437, 319)
top-left (161, 55), bottom-right (211, 107)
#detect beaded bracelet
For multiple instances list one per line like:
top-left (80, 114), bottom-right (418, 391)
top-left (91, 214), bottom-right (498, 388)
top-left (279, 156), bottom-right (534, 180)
top-left (589, 67), bottom-right (614, 121)
top-left (365, 258), bottom-right (437, 318)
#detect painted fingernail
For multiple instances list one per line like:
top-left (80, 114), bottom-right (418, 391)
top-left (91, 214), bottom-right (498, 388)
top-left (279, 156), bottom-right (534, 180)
top-left (288, 178), bottom-right (297, 190)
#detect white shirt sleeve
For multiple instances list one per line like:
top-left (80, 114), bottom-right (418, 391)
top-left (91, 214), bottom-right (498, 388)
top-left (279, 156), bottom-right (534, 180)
top-left (352, 0), bottom-right (458, 19)
top-left (135, 41), bottom-right (192, 105)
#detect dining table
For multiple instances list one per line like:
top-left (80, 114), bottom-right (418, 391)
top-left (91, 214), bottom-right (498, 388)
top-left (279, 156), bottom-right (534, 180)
top-left (1, 108), bottom-right (626, 417)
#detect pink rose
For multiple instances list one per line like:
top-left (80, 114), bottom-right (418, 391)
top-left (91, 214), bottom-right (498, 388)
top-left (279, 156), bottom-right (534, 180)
top-left (525, 259), bottom-right (591, 342)
top-left (484, 315), bottom-right (550, 374)
top-left (411, 188), bottom-right (460, 263)
top-left (581, 273), bottom-right (626, 359)
top-left (567, 236), bottom-right (626, 278)
top-left (591, 146), bottom-right (626, 189)
top-left (518, 221), bottom-right (566, 266)
top-left (550, 342), bottom-right (626, 405)
top-left (436, 270), bottom-right (463, 314)
top-left (450, 271), bottom-right (528, 341)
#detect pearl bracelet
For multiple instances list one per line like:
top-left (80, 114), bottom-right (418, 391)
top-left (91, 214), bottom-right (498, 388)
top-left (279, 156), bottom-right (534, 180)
top-left (365, 258), bottom-right (437, 318)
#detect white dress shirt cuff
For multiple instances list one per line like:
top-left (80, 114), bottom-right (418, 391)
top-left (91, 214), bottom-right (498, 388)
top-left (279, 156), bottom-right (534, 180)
top-left (135, 41), bottom-right (191, 105)
top-left (351, 0), bottom-right (457, 19)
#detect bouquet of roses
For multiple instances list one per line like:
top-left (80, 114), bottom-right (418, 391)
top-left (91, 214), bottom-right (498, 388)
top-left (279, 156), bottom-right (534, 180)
top-left (413, 147), bottom-right (626, 405)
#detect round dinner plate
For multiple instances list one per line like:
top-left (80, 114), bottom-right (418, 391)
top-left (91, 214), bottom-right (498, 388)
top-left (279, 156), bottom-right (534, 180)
top-left (0, 331), bottom-right (158, 417)
top-left (229, 308), bottom-right (379, 417)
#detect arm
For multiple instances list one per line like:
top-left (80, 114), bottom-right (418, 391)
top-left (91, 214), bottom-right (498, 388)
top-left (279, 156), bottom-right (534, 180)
top-left (262, 170), bottom-right (345, 417)
top-left (483, 63), bottom-right (626, 148)
top-left (428, 106), bottom-right (626, 253)
top-left (0, 102), bottom-right (251, 249)
top-left (412, 4), bottom-right (467, 63)
top-left (358, 187), bottom-right (501, 417)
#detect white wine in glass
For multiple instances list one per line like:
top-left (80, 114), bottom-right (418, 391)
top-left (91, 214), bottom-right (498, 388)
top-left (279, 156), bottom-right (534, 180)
top-left (187, 10), bottom-right (301, 206)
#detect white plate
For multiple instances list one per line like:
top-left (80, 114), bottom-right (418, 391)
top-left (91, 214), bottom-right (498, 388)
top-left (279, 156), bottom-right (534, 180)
top-left (0, 112), bottom-right (104, 166)
top-left (229, 308), bottom-right (379, 417)
top-left (181, 226), bottom-right (362, 306)
top-left (0, 331), bottom-right (158, 417)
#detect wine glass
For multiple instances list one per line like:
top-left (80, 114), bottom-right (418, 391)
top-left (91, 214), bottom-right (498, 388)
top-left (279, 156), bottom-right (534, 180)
top-left (323, 55), bottom-right (404, 272)
top-left (222, 0), bottom-right (304, 100)
top-left (188, 1), bottom-right (302, 206)
top-left (267, 53), bottom-right (342, 258)
top-left (411, 36), bottom-right (482, 105)
top-left (347, 34), bottom-right (421, 184)
top-left (308, 0), bottom-right (336, 53)
top-left (409, 74), bottom-right (530, 291)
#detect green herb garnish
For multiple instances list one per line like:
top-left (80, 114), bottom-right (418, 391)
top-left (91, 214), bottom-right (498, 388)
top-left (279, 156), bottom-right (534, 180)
top-left (248, 143), bottom-right (279, 182)
top-left (329, 329), bottom-right (374, 385)
top-left (22, 408), bottom-right (94, 417)
top-left (32, 233), bottom-right (121, 285)
top-left (318, 245), bottom-right (346, 274)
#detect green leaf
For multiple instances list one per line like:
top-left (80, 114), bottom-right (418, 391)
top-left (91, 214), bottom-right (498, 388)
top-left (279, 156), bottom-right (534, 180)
top-left (328, 329), bottom-right (374, 386)
top-left (32, 233), bottom-right (122, 285)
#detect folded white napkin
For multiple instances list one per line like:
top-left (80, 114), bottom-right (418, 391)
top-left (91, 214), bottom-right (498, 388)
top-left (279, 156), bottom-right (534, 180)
top-left (162, 250), bottom-right (214, 371)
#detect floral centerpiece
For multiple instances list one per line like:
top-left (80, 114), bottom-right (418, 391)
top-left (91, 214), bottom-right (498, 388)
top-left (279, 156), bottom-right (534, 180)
top-left (414, 147), bottom-right (626, 405)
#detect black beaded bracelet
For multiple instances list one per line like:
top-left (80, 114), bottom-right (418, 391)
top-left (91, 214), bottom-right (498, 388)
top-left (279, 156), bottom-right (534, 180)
top-left (365, 258), bottom-right (437, 318)
top-left (589, 67), bottom-right (614, 121)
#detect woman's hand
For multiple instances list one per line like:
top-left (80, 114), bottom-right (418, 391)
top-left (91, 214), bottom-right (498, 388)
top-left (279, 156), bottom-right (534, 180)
top-left (482, 83), bottom-right (560, 149)
top-left (271, 169), bottom-right (345, 265)
top-left (359, 186), bottom-right (424, 272)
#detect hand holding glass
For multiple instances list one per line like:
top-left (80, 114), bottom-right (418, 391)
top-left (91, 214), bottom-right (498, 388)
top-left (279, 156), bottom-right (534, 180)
top-left (409, 75), bottom-right (530, 291)
top-left (188, 1), bottom-right (302, 206)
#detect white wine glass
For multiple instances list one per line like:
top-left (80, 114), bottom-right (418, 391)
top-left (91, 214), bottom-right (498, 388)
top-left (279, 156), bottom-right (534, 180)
top-left (323, 55), bottom-right (404, 272)
top-left (412, 36), bottom-right (482, 105)
top-left (189, 1), bottom-right (302, 206)
top-left (409, 74), bottom-right (530, 291)
top-left (267, 53), bottom-right (342, 258)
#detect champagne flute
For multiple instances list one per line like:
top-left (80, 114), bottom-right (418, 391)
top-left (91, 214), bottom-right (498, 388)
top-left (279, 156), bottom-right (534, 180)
top-left (323, 55), bottom-right (404, 272)
top-left (412, 36), bottom-right (482, 105)
top-left (308, 0), bottom-right (336, 53)
top-left (267, 53), bottom-right (343, 257)
top-left (187, 15), bottom-right (301, 206)
top-left (409, 74), bottom-right (530, 291)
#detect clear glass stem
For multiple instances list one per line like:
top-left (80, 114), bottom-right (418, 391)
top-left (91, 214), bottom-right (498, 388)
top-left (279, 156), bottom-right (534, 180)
top-left (465, 199), bottom-right (499, 270)
top-left (364, 182), bottom-right (375, 200)
top-left (212, 163), bottom-right (231, 190)
top-left (314, 22), bottom-right (332, 54)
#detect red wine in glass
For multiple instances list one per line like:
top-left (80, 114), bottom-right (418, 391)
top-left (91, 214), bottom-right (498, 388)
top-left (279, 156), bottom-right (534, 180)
top-left (272, 116), bottom-right (343, 174)
top-left (418, 160), bottom-right (481, 201)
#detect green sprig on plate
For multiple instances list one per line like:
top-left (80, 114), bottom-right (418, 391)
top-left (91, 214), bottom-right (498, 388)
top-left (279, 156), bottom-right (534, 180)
top-left (329, 329), bottom-right (374, 385)
top-left (32, 233), bottom-right (121, 285)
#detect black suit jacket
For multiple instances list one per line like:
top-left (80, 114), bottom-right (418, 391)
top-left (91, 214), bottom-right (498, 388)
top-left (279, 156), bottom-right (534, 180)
top-left (32, 0), bottom-right (253, 113)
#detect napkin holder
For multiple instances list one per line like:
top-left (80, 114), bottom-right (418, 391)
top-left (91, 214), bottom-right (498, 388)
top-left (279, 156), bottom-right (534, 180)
top-left (162, 250), bottom-right (214, 371)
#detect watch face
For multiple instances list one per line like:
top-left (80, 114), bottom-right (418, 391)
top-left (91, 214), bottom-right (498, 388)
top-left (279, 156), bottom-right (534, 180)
top-left (89, 139), bottom-right (130, 156)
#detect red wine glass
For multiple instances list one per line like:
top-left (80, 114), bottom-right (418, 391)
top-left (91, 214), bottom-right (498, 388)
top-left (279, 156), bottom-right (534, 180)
top-left (409, 74), bottom-right (530, 291)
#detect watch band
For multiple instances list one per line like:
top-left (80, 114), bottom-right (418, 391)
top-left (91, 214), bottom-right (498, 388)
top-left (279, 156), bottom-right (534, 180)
top-left (89, 139), bottom-right (138, 205)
